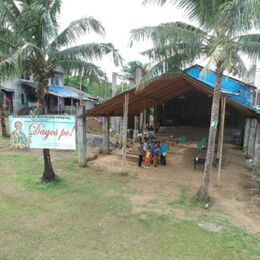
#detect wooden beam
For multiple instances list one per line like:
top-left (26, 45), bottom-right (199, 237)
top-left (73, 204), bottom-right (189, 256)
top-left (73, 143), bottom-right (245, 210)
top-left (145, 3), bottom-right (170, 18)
top-left (217, 97), bottom-right (226, 187)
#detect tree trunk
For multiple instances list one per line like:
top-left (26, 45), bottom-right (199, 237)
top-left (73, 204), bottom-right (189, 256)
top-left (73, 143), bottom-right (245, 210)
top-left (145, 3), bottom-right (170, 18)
top-left (197, 64), bottom-right (223, 202)
top-left (42, 148), bottom-right (55, 182)
top-left (37, 79), bottom-right (56, 182)
top-left (0, 105), bottom-right (7, 137)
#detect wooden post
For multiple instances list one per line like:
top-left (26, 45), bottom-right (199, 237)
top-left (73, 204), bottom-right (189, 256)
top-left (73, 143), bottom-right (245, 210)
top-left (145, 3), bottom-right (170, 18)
top-left (70, 98), bottom-right (73, 115)
top-left (103, 116), bottom-right (110, 154)
top-left (133, 115), bottom-right (138, 141)
top-left (217, 97), bottom-right (226, 187)
top-left (122, 93), bottom-right (129, 169)
top-left (139, 112), bottom-right (143, 136)
top-left (77, 106), bottom-right (87, 167)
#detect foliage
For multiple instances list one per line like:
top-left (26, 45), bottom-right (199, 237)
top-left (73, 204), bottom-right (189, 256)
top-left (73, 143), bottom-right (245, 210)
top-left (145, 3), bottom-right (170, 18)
top-left (64, 75), bottom-right (113, 100)
top-left (0, 0), bottom-right (122, 92)
top-left (131, 0), bottom-right (260, 78)
top-left (122, 60), bottom-right (149, 83)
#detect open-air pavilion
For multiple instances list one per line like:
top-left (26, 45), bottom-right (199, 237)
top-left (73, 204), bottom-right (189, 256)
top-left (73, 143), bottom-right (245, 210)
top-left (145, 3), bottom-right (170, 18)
top-left (81, 65), bottom-right (260, 172)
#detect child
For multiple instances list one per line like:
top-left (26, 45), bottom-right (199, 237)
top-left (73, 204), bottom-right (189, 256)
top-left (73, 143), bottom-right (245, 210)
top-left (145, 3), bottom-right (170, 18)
top-left (138, 141), bottom-right (144, 167)
top-left (144, 148), bottom-right (152, 168)
top-left (160, 141), bottom-right (168, 166)
top-left (153, 141), bottom-right (160, 167)
top-left (143, 137), bottom-right (148, 153)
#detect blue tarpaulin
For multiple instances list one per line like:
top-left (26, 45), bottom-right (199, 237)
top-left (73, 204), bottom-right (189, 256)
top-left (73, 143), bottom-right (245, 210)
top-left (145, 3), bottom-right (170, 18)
top-left (48, 85), bottom-right (79, 99)
top-left (185, 65), bottom-right (260, 115)
top-left (20, 80), bottom-right (96, 100)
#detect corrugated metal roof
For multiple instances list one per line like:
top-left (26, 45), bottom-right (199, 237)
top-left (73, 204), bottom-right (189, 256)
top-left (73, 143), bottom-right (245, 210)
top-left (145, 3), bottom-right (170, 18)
top-left (185, 65), bottom-right (260, 115)
top-left (85, 65), bottom-right (260, 117)
top-left (20, 80), bottom-right (96, 101)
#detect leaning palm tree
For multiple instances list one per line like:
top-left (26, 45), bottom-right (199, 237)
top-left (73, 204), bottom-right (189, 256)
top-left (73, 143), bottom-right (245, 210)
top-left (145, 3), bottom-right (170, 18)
top-left (131, 0), bottom-right (260, 201)
top-left (0, 0), bottom-right (121, 182)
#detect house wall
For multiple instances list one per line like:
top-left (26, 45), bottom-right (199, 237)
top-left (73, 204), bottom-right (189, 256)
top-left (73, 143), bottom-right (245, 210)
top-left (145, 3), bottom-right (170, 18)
top-left (2, 80), bottom-right (27, 113)
top-left (243, 118), bottom-right (260, 170)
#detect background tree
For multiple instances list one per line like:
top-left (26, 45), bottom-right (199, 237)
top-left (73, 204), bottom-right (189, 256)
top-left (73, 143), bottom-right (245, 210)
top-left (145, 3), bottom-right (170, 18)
top-left (0, 0), bottom-right (121, 182)
top-left (64, 75), bottom-right (113, 100)
top-left (131, 0), bottom-right (260, 201)
top-left (122, 61), bottom-right (149, 84)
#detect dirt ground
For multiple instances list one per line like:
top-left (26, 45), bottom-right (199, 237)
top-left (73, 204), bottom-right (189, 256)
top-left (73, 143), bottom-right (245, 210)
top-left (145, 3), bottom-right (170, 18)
top-left (89, 142), bottom-right (260, 234)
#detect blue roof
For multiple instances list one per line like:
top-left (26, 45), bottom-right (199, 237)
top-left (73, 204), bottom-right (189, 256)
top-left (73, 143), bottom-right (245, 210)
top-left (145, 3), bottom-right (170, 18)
top-left (48, 85), bottom-right (79, 99)
top-left (20, 80), bottom-right (96, 101)
top-left (184, 65), bottom-right (260, 115)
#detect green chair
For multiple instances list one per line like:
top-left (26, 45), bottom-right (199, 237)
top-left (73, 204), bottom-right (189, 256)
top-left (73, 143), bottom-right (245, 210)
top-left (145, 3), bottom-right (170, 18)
top-left (179, 135), bottom-right (187, 145)
top-left (197, 140), bottom-right (203, 152)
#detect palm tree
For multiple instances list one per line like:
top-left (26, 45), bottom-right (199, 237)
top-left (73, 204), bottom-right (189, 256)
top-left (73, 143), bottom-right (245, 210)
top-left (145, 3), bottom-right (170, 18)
top-left (0, 0), bottom-right (121, 182)
top-left (122, 61), bottom-right (148, 84)
top-left (131, 0), bottom-right (260, 201)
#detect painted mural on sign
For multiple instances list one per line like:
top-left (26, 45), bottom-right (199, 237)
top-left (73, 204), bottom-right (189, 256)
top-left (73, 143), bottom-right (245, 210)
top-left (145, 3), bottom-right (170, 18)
top-left (9, 115), bottom-right (76, 150)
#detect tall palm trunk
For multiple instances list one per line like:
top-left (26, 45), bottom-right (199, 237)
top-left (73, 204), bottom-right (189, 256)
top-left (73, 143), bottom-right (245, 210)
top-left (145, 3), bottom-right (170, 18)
top-left (197, 63), bottom-right (223, 202)
top-left (0, 105), bottom-right (7, 137)
top-left (38, 79), bottom-right (55, 182)
top-left (0, 91), bottom-right (7, 137)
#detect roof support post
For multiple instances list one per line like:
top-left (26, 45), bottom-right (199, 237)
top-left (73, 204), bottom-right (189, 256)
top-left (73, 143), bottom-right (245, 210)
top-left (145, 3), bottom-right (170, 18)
top-left (252, 120), bottom-right (260, 170)
top-left (217, 97), bottom-right (226, 187)
top-left (248, 119), bottom-right (258, 159)
top-left (103, 116), bottom-right (110, 154)
top-left (133, 115), bottom-right (138, 141)
top-left (77, 106), bottom-right (87, 167)
top-left (122, 93), bottom-right (129, 169)
top-left (139, 112), bottom-right (143, 137)
top-left (70, 98), bottom-right (73, 115)
top-left (243, 118), bottom-right (251, 155)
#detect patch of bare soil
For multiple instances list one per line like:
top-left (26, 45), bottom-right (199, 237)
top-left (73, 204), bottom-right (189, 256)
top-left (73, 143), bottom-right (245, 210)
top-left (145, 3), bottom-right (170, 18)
top-left (90, 143), bottom-right (260, 234)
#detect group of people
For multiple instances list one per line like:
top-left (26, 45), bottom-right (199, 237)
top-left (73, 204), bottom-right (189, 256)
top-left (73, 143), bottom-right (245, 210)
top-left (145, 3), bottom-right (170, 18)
top-left (138, 137), bottom-right (168, 168)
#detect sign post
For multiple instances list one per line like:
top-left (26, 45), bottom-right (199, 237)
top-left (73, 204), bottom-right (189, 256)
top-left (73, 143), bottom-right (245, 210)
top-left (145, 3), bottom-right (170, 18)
top-left (76, 106), bottom-right (87, 167)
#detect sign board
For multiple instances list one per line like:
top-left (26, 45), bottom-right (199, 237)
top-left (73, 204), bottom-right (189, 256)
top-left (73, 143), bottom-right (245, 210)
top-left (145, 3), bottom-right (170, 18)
top-left (9, 115), bottom-right (76, 150)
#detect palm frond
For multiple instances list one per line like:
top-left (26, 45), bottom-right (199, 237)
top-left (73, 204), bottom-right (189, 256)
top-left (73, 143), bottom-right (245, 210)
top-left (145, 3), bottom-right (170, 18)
top-left (57, 59), bottom-right (106, 82)
top-left (219, 0), bottom-right (260, 35)
top-left (229, 53), bottom-right (248, 78)
top-left (130, 22), bottom-right (206, 49)
top-left (237, 34), bottom-right (260, 60)
top-left (54, 43), bottom-right (122, 66)
top-left (0, 43), bottom-right (42, 80)
top-left (142, 0), bottom-right (172, 5)
top-left (0, 0), bottom-right (18, 23)
top-left (49, 17), bottom-right (105, 49)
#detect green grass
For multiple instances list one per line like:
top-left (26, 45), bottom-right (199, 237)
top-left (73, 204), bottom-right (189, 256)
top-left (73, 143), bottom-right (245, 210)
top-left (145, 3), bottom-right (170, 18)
top-left (0, 137), bottom-right (260, 259)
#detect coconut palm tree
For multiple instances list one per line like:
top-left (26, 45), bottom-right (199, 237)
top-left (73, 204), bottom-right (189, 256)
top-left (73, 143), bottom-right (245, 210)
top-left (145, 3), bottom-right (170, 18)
top-left (0, 0), bottom-right (121, 182)
top-left (131, 0), bottom-right (260, 201)
top-left (122, 61), bottom-right (148, 83)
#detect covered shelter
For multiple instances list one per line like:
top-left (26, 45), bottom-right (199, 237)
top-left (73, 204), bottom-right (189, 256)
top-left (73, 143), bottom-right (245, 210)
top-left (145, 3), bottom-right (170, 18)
top-left (83, 65), bottom-right (260, 172)
top-left (85, 65), bottom-right (260, 118)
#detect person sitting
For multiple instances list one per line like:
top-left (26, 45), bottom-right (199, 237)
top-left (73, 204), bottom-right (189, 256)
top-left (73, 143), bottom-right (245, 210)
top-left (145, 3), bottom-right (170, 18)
top-left (160, 141), bottom-right (168, 166)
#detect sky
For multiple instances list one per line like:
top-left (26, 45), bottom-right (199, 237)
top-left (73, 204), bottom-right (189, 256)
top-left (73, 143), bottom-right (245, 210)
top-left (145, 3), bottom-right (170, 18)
top-left (60, 0), bottom-right (188, 80)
